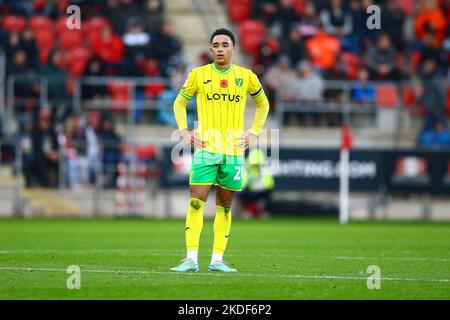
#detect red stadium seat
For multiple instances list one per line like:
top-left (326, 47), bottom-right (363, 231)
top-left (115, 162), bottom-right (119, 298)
top-left (293, 0), bottom-right (305, 17)
top-left (2, 15), bottom-right (26, 34)
top-left (108, 81), bottom-right (131, 112)
top-left (402, 86), bottom-right (417, 109)
top-left (83, 16), bottom-right (109, 35)
top-left (339, 52), bottom-right (361, 80)
top-left (238, 20), bottom-right (266, 55)
top-left (28, 16), bottom-right (53, 33)
top-left (68, 47), bottom-right (91, 77)
top-left (226, 0), bottom-right (252, 23)
top-left (395, 0), bottom-right (414, 16)
top-left (376, 85), bottom-right (398, 108)
top-left (58, 30), bottom-right (83, 50)
top-left (33, 30), bottom-right (55, 63)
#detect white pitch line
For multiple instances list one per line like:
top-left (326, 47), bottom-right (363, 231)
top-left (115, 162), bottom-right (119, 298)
top-left (1, 249), bottom-right (449, 263)
top-left (0, 266), bottom-right (448, 283)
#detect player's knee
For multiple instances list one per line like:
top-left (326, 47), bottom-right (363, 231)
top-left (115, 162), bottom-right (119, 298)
top-left (190, 198), bottom-right (205, 210)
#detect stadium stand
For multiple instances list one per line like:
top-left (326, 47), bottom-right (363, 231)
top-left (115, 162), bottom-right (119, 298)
top-left (0, 0), bottom-right (449, 219)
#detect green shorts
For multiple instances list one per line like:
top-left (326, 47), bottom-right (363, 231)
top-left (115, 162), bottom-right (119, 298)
top-left (189, 150), bottom-right (244, 191)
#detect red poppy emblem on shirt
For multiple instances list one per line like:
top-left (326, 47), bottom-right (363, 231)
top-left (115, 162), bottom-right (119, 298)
top-left (220, 79), bottom-right (228, 88)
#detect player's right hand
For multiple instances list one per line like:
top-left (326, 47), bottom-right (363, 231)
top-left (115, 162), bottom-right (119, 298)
top-left (181, 129), bottom-right (205, 149)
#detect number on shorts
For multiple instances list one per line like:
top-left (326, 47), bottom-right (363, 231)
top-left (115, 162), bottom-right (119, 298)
top-left (233, 166), bottom-right (242, 180)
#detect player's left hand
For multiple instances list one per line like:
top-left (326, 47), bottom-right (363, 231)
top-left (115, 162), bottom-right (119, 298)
top-left (237, 131), bottom-right (257, 150)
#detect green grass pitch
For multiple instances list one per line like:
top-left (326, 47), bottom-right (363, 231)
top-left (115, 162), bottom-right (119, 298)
top-left (0, 217), bottom-right (449, 299)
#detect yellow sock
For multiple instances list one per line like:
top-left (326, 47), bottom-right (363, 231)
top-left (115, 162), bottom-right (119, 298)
top-left (185, 198), bottom-right (205, 252)
top-left (212, 205), bottom-right (232, 256)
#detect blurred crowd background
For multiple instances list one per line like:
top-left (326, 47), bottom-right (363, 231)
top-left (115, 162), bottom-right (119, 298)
top-left (0, 0), bottom-right (449, 191)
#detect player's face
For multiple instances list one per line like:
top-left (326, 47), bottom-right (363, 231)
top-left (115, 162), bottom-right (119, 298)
top-left (210, 35), bottom-right (235, 66)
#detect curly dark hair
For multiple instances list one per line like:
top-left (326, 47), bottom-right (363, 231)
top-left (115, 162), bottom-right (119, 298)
top-left (210, 28), bottom-right (236, 46)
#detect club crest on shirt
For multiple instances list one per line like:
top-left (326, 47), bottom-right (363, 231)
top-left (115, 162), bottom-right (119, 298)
top-left (235, 78), bottom-right (243, 87)
top-left (220, 79), bottom-right (228, 88)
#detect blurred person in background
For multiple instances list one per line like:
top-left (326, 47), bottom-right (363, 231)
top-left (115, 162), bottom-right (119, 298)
top-left (263, 55), bottom-right (296, 111)
top-left (122, 17), bottom-right (151, 76)
top-left (417, 118), bottom-right (450, 148)
top-left (15, 114), bottom-right (34, 187)
top-left (38, 50), bottom-right (70, 122)
top-left (99, 114), bottom-right (122, 188)
top-left (381, 0), bottom-right (406, 53)
top-left (297, 1), bottom-right (319, 40)
top-left (237, 148), bottom-right (275, 219)
top-left (283, 28), bottom-right (307, 68)
top-left (30, 107), bottom-right (59, 188)
top-left (91, 25), bottom-right (125, 74)
top-left (143, 0), bottom-right (165, 34)
top-left (319, 0), bottom-right (353, 52)
top-left (62, 114), bottom-right (89, 190)
top-left (151, 21), bottom-right (182, 76)
top-left (417, 57), bottom-right (446, 130)
top-left (306, 24), bottom-right (341, 72)
top-left (81, 57), bottom-right (108, 100)
top-left (251, 0), bottom-right (279, 27)
top-left (366, 33), bottom-right (401, 81)
top-left (351, 67), bottom-right (376, 104)
top-left (294, 60), bottom-right (325, 126)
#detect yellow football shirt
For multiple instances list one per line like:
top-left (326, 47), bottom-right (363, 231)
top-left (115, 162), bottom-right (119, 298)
top-left (176, 63), bottom-right (267, 156)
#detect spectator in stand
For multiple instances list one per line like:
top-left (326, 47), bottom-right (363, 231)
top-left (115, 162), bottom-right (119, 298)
top-left (351, 67), bottom-right (376, 104)
top-left (381, 0), bottom-right (406, 52)
top-left (63, 113), bottom-right (89, 190)
top-left (263, 55), bottom-right (296, 110)
top-left (323, 59), bottom-right (348, 104)
top-left (306, 24), bottom-right (341, 71)
top-left (91, 25), bottom-right (125, 73)
top-left (417, 119), bottom-right (450, 148)
top-left (281, 60), bottom-right (324, 126)
top-left (319, 0), bottom-right (354, 52)
top-left (151, 21), bottom-right (182, 76)
top-left (30, 107), bottom-right (60, 187)
top-left (414, 0), bottom-right (447, 49)
top-left (122, 17), bottom-right (151, 76)
top-left (348, 0), bottom-right (366, 54)
top-left (7, 50), bottom-right (40, 113)
top-left (99, 114), bottom-right (122, 188)
top-left (276, 0), bottom-right (300, 46)
top-left (143, 0), bottom-right (165, 34)
top-left (251, 0), bottom-right (279, 27)
top-left (366, 33), bottom-right (401, 81)
top-left (418, 57), bottom-right (446, 130)
top-left (38, 50), bottom-right (71, 122)
top-left (85, 111), bottom-right (102, 184)
top-left (16, 113), bottom-right (34, 187)
top-left (106, 0), bottom-right (143, 35)
top-left (297, 1), bottom-right (319, 40)
top-left (19, 27), bottom-right (39, 69)
top-left (82, 57), bottom-right (109, 100)
top-left (283, 28), bottom-right (306, 68)
top-left (254, 32), bottom-right (281, 75)
top-left (295, 60), bottom-right (325, 125)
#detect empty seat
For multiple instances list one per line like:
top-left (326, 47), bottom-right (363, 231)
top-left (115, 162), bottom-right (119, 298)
top-left (58, 29), bottom-right (83, 50)
top-left (2, 15), bottom-right (26, 34)
top-left (238, 20), bottom-right (266, 55)
top-left (376, 85), bottom-right (398, 107)
top-left (83, 16), bottom-right (109, 35)
top-left (226, 0), bottom-right (252, 23)
top-left (29, 16), bottom-right (53, 33)
top-left (68, 47), bottom-right (91, 77)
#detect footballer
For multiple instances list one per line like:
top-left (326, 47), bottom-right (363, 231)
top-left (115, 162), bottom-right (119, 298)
top-left (171, 28), bottom-right (270, 273)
